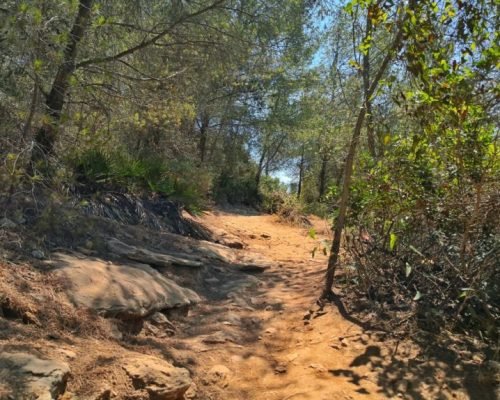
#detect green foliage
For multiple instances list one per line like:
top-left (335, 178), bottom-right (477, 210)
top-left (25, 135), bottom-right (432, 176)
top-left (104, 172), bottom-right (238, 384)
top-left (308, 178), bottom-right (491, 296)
top-left (258, 177), bottom-right (311, 226)
top-left (70, 148), bottom-right (206, 211)
top-left (213, 170), bottom-right (260, 206)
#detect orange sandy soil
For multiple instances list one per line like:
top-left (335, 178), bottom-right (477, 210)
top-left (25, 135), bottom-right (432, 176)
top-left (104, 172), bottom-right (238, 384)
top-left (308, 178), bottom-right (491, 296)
top-left (1, 209), bottom-right (490, 400)
top-left (178, 209), bottom-right (480, 400)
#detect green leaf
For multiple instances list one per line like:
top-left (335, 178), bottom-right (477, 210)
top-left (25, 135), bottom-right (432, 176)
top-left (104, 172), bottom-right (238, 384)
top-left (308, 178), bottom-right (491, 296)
top-left (413, 291), bottom-right (422, 301)
top-left (389, 233), bottom-right (397, 250)
top-left (96, 15), bottom-right (106, 26)
top-left (308, 228), bottom-right (317, 239)
top-left (33, 59), bottom-right (43, 72)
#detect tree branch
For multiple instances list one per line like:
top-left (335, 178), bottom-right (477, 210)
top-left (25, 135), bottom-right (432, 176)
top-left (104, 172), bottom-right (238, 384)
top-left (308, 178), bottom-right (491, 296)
top-left (75, 0), bottom-right (226, 69)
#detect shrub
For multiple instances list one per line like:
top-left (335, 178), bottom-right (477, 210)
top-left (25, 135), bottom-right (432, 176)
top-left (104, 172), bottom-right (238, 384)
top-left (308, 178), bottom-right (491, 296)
top-left (69, 148), bottom-right (205, 211)
top-left (213, 171), bottom-right (260, 205)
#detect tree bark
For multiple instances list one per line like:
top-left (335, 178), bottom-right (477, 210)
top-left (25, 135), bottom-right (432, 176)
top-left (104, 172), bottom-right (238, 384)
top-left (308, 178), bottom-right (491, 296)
top-left (255, 148), bottom-right (267, 186)
top-left (297, 144), bottom-right (305, 199)
top-left (323, 5), bottom-right (410, 298)
top-left (363, 9), bottom-right (376, 158)
top-left (31, 0), bottom-right (93, 165)
top-left (318, 153), bottom-right (328, 199)
top-left (22, 80), bottom-right (39, 140)
top-left (198, 112), bottom-right (210, 163)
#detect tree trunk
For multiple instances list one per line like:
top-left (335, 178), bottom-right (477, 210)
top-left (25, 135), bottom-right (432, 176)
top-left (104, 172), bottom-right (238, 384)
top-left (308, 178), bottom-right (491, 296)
top-left (22, 80), bottom-right (39, 140)
top-left (255, 149), bottom-right (267, 186)
top-left (323, 5), bottom-right (410, 297)
top-left (323, 107), bottom-right (366, 296)
top-left (318, 154), bottom-right (328, 199)
top-left (198, 112), bottom-right (210, 163)
top-left (363, 11), bottom-right (376, 159)
top-left (31, 0), bottom-right (93, 165)
top-left (297, 144), bottom-right (305, 199)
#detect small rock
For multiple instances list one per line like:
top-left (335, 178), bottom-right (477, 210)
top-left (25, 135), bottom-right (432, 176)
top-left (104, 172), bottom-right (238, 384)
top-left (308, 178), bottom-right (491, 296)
top-left (250, 297), bottom-right (266, 306)
top-left (261, 233), bottom-right (271, 239)
top-left (185, 383), bottom-right (197, 399)
top-left (394, 379), bottom-right (409, 393)
top-left (149, 312), bottom-right (176, 333)
top-left (309, 363), bottom-right (327, 372)
top-left (142, 321), bottom-right (162, 337)
top-left (275, 363), bottom-right (288, 374)
top-left (31, 249), bottom-right (45, 259)
top-left (0, 217), bottom-right (16, 229)
top-left (123, 354), bottom-right (191, 400)
top-left (108, 322), bottom-right (123, 341)
top-left (265, 305), bottom-right (273, 311)
top-left (56, 349), bottom-right (77, 360)
top-left (0, 352), bottom-right (70, 400)
top-left (265, 327), bottom-right (277, 335)
top-left (204, 365), bottom-right (231, 387)
top-left (303, 311), bottom-right (313, 320)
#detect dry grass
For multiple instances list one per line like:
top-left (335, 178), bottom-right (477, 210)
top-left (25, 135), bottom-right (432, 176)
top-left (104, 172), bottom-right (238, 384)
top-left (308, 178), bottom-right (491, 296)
top-left (0, 260), bottom-right (117, 341)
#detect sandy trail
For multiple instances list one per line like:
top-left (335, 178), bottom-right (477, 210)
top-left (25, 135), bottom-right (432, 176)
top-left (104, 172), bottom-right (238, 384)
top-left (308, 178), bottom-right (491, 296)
top-left (0, 208), bottom-right (485, 399)
top-left (174, 209), bottom-right (416, 400)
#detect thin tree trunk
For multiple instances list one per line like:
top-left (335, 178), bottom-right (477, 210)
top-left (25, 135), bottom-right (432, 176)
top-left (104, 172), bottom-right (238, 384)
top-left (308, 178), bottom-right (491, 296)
top-left (22, 80), bottom-right (38, 140)
top-left (198, 112), bottom-right (210, 163)
top-left (31, 0), bottom-right (93, 165)
top-left (256, 149), bottom-right (267, 186)
top-left (297, 144), bottom-right (305, 199)
top-left (323, 6), bottom-right (410, 298)
top-left (318, 154), bottom-right (328, 199)
top-left (363, 10), bottom-right (376, 158)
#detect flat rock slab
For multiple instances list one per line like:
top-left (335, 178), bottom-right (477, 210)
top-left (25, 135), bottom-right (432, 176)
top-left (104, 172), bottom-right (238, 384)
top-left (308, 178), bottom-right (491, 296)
top-left (50, 253), bottom-right (201, 318)
top-left (123, 354), bottom-right (191, 400)
top-left (107, 238), bottom-right (204, 268)
top-left (0, 352), bottom-right (70, 400)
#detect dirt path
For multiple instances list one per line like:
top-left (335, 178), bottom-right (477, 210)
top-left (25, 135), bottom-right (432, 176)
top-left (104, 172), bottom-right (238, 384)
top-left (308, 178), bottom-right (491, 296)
top-left (1, 208), bottom-right (486, 400)
top-left (168, 209), bottom-right (463, 400)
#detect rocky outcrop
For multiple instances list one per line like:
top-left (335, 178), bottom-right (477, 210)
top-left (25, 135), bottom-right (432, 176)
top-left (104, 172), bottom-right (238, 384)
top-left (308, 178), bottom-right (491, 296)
top-left (107, 238), bottom-right (203, 268)
top-left (0, 352), bottom-right (70, 400)
top-left (122, 354), bottom-right (192, 400)
top-left (50, 253), bottom-right (200, 319)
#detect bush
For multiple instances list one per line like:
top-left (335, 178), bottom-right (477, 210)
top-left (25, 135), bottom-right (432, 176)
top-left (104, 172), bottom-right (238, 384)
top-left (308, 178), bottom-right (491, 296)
top-left (213, 171), bottom-right (260, 205)
top-left (69, 148), bottom-right (205, 211)
top-left (259, 177), bottom-right (311, 226)
top-left (343, 133), bottom-right (499, 339)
